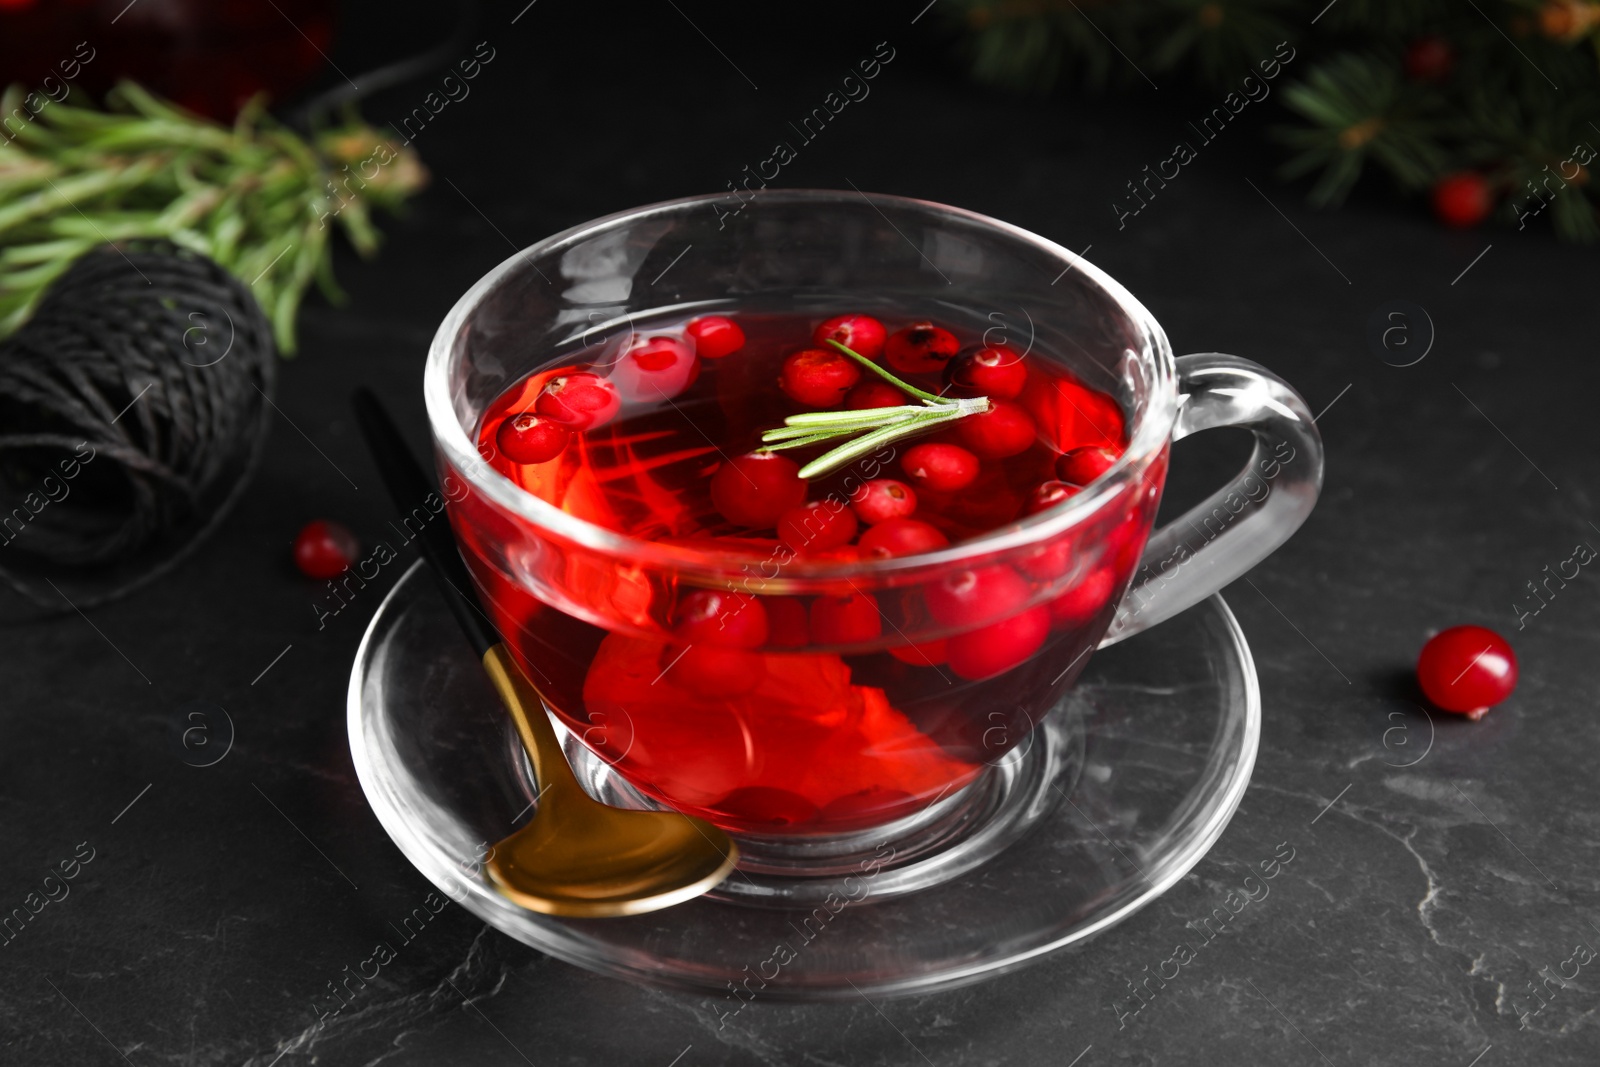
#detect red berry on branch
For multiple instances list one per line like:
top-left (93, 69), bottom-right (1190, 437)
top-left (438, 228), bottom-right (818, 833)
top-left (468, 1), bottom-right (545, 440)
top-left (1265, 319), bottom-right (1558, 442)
top-left (958, 399), bottom-right (1037, 459)
top-left (710, 452), bottom-right (808, 528)
top-left (810, 591), bottom-right (884, 644)
top-left (844, 381), bottom-right (910, 410)
top-left (945, 345), bottom-right (1027, 399)
top-left (901, 442), bottom-right (980, 493)
top-left (1416, 625), bottom-right (1517, 719)
top-left (535, 372), bottom-right (621, 430)
top-left (1056, 445), bottom-right (1120, 485)
top-left (850, 479), bottom-right (918, 525)
top-left (814, 314), bottom-right (887, 361)
top-left (1432, 173), bottom-right (1494, 229)
top-left (858, 518), bottom-right (950, 558)
top-left (496, 412), bottom-right (570, 464)
top-left (884, 322), bottom-right (960, 375)
top-left (778, 500), bottom-right (858, 553)
top-left (685, 316), bottom-right (745, 359)
top-left (293, 519), bottom-right (359, 579)
top-left (778, 347), bottom-right (861, 408)
top-left (1403, 35), bottom-right (1457, 82)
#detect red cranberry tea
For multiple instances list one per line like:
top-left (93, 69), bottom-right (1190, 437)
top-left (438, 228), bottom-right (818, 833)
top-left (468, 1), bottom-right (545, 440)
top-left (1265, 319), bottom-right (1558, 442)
top-left (450, 308), bottom-right (1162, 836)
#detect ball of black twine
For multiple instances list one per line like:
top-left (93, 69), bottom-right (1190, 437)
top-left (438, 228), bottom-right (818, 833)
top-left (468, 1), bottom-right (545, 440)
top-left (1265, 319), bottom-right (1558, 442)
top-left (0, 240), bottom-right (276, 615)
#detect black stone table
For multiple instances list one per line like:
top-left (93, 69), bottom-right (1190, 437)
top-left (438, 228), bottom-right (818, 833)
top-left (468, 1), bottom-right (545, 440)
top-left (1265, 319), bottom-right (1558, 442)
top-left (5, 2), bottom-right (1597, 1063)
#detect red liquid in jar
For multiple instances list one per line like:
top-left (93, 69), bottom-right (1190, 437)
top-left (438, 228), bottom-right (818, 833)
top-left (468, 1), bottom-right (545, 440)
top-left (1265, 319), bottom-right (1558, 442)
top-left (450, 309), bottom-right (1160, 836)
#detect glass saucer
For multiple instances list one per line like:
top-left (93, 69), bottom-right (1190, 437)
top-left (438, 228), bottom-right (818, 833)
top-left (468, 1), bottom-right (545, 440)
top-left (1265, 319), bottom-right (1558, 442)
top-left (348, 561), bottom-right (1259, 1000)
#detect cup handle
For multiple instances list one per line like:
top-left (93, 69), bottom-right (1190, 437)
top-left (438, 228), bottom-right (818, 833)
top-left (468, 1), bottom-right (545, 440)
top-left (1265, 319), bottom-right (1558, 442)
top-left (1100, 353), bottom-right (1324, 647)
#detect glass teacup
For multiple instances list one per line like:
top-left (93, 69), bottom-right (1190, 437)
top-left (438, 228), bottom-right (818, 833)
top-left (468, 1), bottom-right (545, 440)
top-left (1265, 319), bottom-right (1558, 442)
top-left (426, 191), bottom-right (1322, 880)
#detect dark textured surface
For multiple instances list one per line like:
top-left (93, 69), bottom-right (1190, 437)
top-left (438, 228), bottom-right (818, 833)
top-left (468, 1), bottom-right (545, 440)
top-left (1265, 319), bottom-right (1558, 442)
top-left (4, 2), bottom-right (1598, 1064)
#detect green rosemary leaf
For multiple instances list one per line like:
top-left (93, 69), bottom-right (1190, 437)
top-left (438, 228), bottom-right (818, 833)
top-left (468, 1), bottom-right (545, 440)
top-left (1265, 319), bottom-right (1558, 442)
top-left (824, 339), bottom-right (947, 403)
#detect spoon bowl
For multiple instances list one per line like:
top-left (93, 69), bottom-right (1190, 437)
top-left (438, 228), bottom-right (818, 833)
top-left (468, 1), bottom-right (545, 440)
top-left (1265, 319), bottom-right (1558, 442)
top-left (481, 645), bottom-right (740, 917)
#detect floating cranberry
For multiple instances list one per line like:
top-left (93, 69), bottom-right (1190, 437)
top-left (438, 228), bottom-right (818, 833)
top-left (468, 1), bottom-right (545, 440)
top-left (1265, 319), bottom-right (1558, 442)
top-left (1433, 173), bottom-right (1493, 230)
top-left (858, 518), bottom-right (949, 559)
top-left (716, 786), bottom-right (819, 827)
top-left (1048, 567), bottom-right (1115, 627)
top-left (613, 336), bottom-right (698, 401)
top-left (778, 347), bottom-right (861, 408)
top-left (763, 597), bottom-right (811, 647)
top-left (1024, 480), bottom-right (1081, 516)
top-left (945, 345), bottom-right (1027, 399)
top-left (293, 519), bottom-right (359, 579)
top-left (813, 314), bottom-right (887, 361)
top-left (1016, 539), bottom-right (1076, 581)
top-left (660, 643), bottom-right (764, 697)
top-left (535, 372), bottom-right (621, 430)
top-left (1403, 35), bottom-right (1456, 83)
top-left (924, 565), bottom-right (1030, 627)
top-left (958, 399), bottom-right (1037, 459)
top-left (900, 443), bottom-right (979, 493)
top-left (889, 639), bottom-right (948, 667)
top-left (810, 591), bottom-right (884, 644)
top-left (495, 412), bottom-right (570, 464)
top-left (885, 322), bottom-right (960, 375)
top-left (1056, 445), bottom-right (1120, 485)
top-left (850, 479), bottom-right (918, 525)
top-left (1416, 625), bottom-right (1517, 719)
top-left (946, 606), bottom-right (1051, 681)
top-left (710, 452), bottom-right (807, 528)
top-left (778, 500), bottom-right (858, 553)
top-left (671, 589), bottom-right (768, 648)
top-left (684, 315), bottom-right (745, 359)
top-left (845, 381), bottom-right (910, 410)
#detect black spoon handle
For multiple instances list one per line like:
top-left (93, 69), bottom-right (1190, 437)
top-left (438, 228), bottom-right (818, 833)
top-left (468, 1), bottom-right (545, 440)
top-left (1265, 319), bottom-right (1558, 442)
top-left (350, 387), bottom-right (498, 658)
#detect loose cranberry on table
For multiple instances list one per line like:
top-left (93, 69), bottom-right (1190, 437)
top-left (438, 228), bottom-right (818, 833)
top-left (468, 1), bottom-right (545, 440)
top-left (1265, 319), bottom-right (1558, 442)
top-left (1432, 172), bottom-right (1493, 230)
top-left (884, 322), bottom-right (960, 375)
top-left (850, 479), bottom-right (918, 525)
top-left (810, 590), bottom-right (884, 644)
top-left (900, 442), bottom-right (979, 493)
top-left (814, 314), bottom-right (887, 361)
top-left (1416, 625), bottom-right (1517, 719)
top-left (534, 371), bottom-right (621, 430)
top-left (684, 315), bottom-right (745, 359)
top-left (495, 411), bottom-right (570, 464)
top-left (1024, 480), bottom-right (1080, 516)
top-left (845, 380), bottom-right (910, 410)
top-left (1056, 445), bottom-right (1120, 485)
top-left (778, 500), bottom-right (858, 553)
top-left (778, 347), bottom-right (861, 408)
top-left (293, 519), bottom-right (359, 579)
top-left (858, 518), bottom-right (949, 559)
top-left (958, 399), bottom-right (1037, 459)
top-left (613, 336), bottom-right (698, 401)
top-left (946, 605), bottom-right (1051, 681)
top-left (710, 451), bottom-right (808, 528)
top-left (671, 590), bottom-right (768, 648)
top-left (945, 345), bottom-right (1027, 399)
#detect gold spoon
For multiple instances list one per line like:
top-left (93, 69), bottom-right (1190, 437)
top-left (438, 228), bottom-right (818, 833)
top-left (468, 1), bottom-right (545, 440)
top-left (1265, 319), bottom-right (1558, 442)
top-left (479, 644), bottom-right (738, 916)
top-left (353, 389), bottom-right (738, 917)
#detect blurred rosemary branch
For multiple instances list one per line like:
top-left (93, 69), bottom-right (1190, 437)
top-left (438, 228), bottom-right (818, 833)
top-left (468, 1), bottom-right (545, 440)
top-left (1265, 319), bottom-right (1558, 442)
top-left (0, 81), bottom-right (427, 352)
